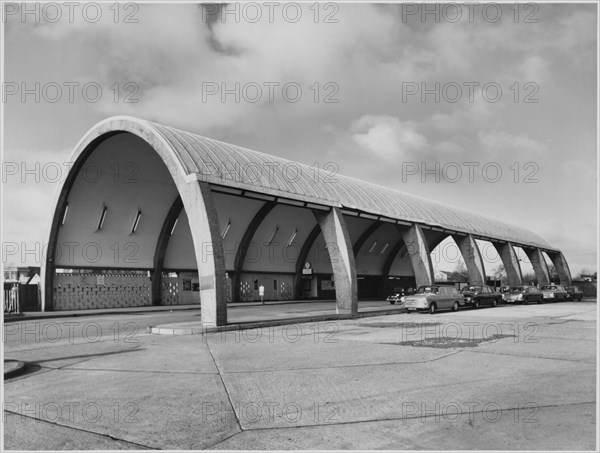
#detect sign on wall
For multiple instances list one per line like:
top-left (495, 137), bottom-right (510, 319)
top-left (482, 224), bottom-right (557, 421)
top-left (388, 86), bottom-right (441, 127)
top-left (321, 280), bottom-right (335, 291)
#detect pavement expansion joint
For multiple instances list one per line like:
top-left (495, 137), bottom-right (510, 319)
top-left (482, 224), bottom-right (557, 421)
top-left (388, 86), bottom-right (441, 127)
top-left (205, 430), bottom-right (245, 450)
top-left (5, 337), bottom-right (147, 354)
top-left (205, 339), bottom-right (244, 432)
top-left (466, 348), bottom-right (597, 363)
top-left (4, 411), bottom-right (153, 450)
top-left (219, 351), bottom-right (464, 374)
top-left (233, 400), bottom-right (597, 434)
top-left (57, 367), bottom-right (220, 375)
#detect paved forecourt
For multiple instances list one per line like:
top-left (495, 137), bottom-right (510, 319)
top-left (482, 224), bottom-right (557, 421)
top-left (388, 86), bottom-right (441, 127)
top-left (3, 301), bottom-right (596, 450)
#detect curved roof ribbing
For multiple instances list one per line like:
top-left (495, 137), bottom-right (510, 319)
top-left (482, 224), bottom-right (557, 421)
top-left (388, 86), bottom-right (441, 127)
top-left (94, 116), bottom-right (554, 250)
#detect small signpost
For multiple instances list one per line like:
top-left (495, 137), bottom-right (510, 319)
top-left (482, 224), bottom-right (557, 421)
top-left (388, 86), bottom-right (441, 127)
top-left (302, 261), bottom-right (313, 275)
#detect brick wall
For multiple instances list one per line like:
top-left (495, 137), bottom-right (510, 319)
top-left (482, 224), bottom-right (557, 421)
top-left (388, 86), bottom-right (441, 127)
top-left (54, 273), bottom-right (152, 310)
top-left (573, 281), bottom-right (598, 298)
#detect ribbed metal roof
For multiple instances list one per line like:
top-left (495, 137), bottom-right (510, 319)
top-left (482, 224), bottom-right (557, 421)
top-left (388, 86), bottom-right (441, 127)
top-left (123, 117), bottom-right (554, 250)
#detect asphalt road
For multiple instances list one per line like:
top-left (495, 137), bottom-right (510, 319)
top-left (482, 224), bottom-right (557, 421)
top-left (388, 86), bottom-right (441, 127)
top-left (3, 300), bottom-right (597, 450)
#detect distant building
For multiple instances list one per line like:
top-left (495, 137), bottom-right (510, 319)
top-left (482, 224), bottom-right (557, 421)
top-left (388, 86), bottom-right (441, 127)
top-left (4, 266), bottom-right (40, 285)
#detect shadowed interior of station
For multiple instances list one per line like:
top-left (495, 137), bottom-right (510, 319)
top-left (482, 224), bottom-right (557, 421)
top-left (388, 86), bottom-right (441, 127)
top-left (41, 116), bottom-right (572, 326)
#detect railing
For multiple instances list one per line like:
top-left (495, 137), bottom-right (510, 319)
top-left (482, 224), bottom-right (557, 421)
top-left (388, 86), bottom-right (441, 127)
top-left (4, 285), bottom-right (19, 313)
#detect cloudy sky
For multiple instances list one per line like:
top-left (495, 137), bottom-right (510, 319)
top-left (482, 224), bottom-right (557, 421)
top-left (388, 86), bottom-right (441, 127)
top-left (2, 2), bottom-right (598, 277)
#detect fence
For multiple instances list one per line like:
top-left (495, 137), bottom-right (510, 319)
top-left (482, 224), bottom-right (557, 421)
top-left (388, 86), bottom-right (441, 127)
top-left (4, 284), bottom-right (19, 313)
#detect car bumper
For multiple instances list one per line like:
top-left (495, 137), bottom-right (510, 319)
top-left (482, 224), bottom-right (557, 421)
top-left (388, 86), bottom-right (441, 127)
top-left (504, 298), bottom-right (521, 303)
top-left (404, 301), bottom-right (428, 311)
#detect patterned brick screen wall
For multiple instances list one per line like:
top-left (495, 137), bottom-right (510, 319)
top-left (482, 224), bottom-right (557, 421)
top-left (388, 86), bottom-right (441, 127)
top-left (54, 273), bottom-right (152, 310)
top-left (280, 281), bottom-right (293, 300)
top-left (161, 276), bottom-right (180, 305)
top-left (238, 274), bottom-right (294, 302)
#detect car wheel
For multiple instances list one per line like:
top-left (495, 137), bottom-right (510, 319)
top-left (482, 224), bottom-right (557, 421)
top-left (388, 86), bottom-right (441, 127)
top-left (389, 300), bottom-right (396, 305)
top-left (429, 303), bottom-right (437, 314)
top-left (452, 302), bottom-right (459, 312)
top-left (474, 300), bottom-right (480, 309)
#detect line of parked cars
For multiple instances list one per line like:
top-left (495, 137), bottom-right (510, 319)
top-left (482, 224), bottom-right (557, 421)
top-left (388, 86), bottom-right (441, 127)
top-left (388, 283), bottom-right (584, 314)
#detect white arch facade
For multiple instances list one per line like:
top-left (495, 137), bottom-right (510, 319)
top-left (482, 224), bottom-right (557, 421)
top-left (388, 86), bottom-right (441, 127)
top-left (42, 116), bottom-right (571, 326)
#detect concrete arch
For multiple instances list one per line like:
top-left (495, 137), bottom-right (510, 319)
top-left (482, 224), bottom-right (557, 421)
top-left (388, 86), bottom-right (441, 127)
top-left (42, 116), bottom-right (572, 326)
top-left (452, 234), bottom-right (486, 285)
top-left (382, 230), bottom-right (448, 284)
top-left (546, 251), bottom-right (572, 285)
top-left (492, 242), bottom-right (523, 286)
top-left (524, 247), bottom-right (551, 286)
top-left (313, 208), bottom-right (358, 315)
top-left (352, 221), bottom-right (382, 256)
top-left (231, 201), bottom-right (276, 302)
top-left (294, 224), bottom-right (322, 299)
top-left (41, 117), bottom-right (227, 326)
top-left (397, 224), bottom-right (435, 288)
top-left (151, 195), bottom-right (184, 305)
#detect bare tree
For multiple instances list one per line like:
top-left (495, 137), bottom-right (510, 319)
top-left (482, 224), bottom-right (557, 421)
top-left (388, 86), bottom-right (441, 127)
top-left (493, 263), bottom-right (507, 285)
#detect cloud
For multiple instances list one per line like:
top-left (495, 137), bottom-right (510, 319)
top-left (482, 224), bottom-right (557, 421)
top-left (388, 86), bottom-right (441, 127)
top-left (433, 141), bottom-right (465, 156)
top-left (561, 160), bottom-right (598, 184)
top-left (3, 3), bottom-right (596, 274)
top-left (477, 130), bottom-right (548, 159)
top-left (350, 115), bottom-right (429, 159)
top-left (85, 3), bottom-right (407, 133)
top-left (516, 56), bottom-right (550, 83)
top-left (426, 101), bottom-right (493, 134)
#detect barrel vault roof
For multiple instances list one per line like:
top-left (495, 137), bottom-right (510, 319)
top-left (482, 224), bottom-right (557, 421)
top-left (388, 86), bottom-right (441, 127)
top-left (98, 116), bottom-right (555, 250)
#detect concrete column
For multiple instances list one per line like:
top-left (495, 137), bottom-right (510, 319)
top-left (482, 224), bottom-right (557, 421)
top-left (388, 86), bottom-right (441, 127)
top-left (313, 207), bottom-right (358, 316)
top-left (453, 234), bottom-right (486, 285)
top-left (400, 224), bottom-right (435, 288)
top-left (183, 181), bottom-right (228, 327)
top-left (524, 247), bottom-right (550, 286)
top-left (493, 242), bottom-right (523, 286)
top-left (547, 251), bottom-right (572, 286)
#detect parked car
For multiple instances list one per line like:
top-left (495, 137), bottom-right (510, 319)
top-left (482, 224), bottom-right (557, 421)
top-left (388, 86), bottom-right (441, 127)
top-left (460, 284), bottom-right (502, 308)
top-left (564, 286), bottom-right (583, 301)
top-left (387, 287), bottom-right (406, 305)
top-left (387, 287), bottom-right (415, 305)
top-left (539, 284), bottom-right (568, 302)
top-left (503, 286), bottom-right (543, 304)
top-left (403, 285), bottom-right (462, 314)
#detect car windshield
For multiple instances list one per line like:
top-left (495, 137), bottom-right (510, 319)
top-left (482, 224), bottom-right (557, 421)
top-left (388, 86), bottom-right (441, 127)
top-left (417, 286), bottom-right (437, 294)
top-left (509, 286), bottom-right (526, 292)
top-left (564, 286), bottom-right (573, 291)
top-left (461, 286), bottom-right (478, 293)
top-left (541, 286), bottom-right (558, 291)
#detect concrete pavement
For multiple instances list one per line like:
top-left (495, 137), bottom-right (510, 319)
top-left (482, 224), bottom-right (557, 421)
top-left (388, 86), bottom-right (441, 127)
top-left (3, 300), bottom-right (597, 450)
top-left (2, 298), bottom-right (335, 323)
